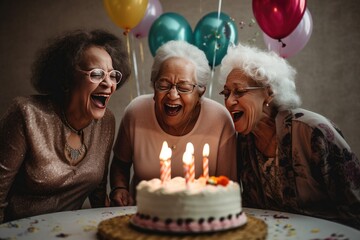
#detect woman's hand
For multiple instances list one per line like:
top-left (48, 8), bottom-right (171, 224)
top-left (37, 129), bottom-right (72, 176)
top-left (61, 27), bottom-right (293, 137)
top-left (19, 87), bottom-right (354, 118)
top-left (109, 188), bottom-right (134, 206)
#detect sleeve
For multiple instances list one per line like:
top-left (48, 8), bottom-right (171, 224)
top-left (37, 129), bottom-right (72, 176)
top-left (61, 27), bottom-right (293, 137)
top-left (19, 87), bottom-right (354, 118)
top-left (112, 105), bottom-right (133, 164)
top-left (88, 110), bottom-right (115, 207)
top-left (0, 100), bottom-right (28, 223)
top-left (310, 125), bottom-right (360, 228)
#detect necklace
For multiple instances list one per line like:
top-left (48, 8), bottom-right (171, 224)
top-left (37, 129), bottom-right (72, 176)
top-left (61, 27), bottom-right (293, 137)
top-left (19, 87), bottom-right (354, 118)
top-left (62, 110), bottom-right (82, 135)
top-left (62, 110), bottom-right (87, 163)
top-left (168, 106), bottom-right (198, 150)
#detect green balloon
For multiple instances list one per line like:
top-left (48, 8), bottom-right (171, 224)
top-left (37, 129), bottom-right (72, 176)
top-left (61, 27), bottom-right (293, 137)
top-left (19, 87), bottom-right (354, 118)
top-left (148, 12), bottom-right (193, 56)
top-left (194, 12), bottom-right (238, 67)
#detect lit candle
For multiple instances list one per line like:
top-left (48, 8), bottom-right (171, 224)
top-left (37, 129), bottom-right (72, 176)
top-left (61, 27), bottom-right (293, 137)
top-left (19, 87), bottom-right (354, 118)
top-left (202, 143), bottom-right (209, 180)
top-left (159, 141), bottom-right (169, 183)
top-left (182, 151), bottom-right (192, 185)
top-left (165, 146), bottom-right (172, 181)
top-left (186, 142), bottom-right (195, 182)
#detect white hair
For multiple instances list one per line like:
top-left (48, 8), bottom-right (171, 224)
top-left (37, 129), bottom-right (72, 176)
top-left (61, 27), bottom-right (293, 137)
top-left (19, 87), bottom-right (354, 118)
top-left (219, 44), bottom-right (301, 110)
top-left (150, 40), bottom-right (211, 89)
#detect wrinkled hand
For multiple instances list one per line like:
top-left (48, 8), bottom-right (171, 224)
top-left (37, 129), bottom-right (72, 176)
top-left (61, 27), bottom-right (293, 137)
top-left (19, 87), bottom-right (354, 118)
top-left (110, 189), bottom-right (135, 206)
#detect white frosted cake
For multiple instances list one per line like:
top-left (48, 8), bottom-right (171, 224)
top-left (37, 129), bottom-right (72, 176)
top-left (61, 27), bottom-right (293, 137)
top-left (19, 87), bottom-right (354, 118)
top-left (131, 176), bottom-right (247, 233)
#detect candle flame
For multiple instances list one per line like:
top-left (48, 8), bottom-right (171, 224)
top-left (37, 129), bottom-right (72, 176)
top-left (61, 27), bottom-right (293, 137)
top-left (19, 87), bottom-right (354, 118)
top-left (182, 151), bottom-right (192, 165)
top-left (159, 141), bottom-right (168, 160)
top-left (186, 142), bottom-right (194, 154)
top-left (203, 143), bottom-right (210, 157)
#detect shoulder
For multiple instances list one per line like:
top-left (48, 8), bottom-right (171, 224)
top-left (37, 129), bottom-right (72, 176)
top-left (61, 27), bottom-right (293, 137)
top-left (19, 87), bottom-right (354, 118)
top-left (278, 108), bottom-right (345, 144)
top-left (125, 94), bottom-right (153, 111)
top-left (3, 95), bottom-right (52, 117)
top-left (200, 97), bottom-right (232, 119)
top-left (123, 94), bottom-right (154, 118)
top-left (282, 108), bottom-right (337, 130)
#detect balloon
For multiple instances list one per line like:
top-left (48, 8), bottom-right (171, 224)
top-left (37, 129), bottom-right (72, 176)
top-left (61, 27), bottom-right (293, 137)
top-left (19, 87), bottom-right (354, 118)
top-left (253, 0), bottom-right (307, 39)
top-left (131, 0), bottom-right (163, 38)
top-left (148, 12), bottom-right (193, 56)
top-left (193, 12), bottom-right (238, 67)
top-left (103, 0), bottom-right (148, 33)
top-left (263, 8), bottom-right (313, 58)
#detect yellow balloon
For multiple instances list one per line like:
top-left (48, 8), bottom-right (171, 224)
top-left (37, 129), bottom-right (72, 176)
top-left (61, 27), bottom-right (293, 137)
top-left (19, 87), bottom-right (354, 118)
top-left (103, 0), bottom-right (149, 32)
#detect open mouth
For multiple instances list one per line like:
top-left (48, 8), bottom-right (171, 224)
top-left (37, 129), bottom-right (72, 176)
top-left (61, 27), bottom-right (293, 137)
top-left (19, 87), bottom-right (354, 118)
top-left (91, 94), bottom-right (109, 108)
top-left (164, 103), bottom-right (182, 116)
top-left (232, 111), bottom-right (244, 122)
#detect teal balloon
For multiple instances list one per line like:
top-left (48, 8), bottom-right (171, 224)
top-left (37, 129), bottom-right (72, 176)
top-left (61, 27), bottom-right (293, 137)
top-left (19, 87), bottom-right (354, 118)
top-left (194, 12), bottom-right (238, 67)
top-left (148, 12), bottom-right (193, 56)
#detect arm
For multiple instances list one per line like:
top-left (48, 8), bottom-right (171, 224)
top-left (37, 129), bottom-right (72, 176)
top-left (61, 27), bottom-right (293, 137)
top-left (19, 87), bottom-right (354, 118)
top-left (109, 156), bottom-right (134, 206)
top-left (88, 111), bottom-right (115, 208)
top-left (311, 127), bottom-right (360, 228)
top-left (0, 100), bottom-right (27, 223)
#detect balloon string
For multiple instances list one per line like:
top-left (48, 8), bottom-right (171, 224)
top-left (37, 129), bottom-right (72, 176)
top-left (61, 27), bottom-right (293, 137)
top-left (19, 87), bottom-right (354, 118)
top-left (138, 39), bottom-right (146, 94)
top-left (125, 34), bottom-right (135, 100)
top-left (278, 39), bottom-right (286, 48)
top-left (130, 34), bottom-right (141, 97)
top-left (208, 0), bottom-right (222, 99)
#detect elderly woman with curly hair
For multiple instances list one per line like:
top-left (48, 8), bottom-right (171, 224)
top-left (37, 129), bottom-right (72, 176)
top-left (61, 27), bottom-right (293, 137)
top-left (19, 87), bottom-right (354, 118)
top-left (0, 29), bottom-right (131, 223)
top-left (219, 44), bottom-right (360, 229)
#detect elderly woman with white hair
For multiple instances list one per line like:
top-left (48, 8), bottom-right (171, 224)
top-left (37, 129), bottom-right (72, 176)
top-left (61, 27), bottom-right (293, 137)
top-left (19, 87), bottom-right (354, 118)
top-left (219, 44), bottom-right (360, 229)
top-left (109, 40), bottom-right (237, 206)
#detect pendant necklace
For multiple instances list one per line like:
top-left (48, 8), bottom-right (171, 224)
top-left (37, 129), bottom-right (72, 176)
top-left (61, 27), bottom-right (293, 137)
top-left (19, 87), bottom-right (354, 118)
top-left (62, 111), bottom-right (87, 163)
top-left (168, 109), bottom-right (196, 151)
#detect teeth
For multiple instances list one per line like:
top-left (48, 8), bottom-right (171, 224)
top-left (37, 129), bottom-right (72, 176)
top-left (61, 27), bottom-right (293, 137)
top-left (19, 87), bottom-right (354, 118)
top-left (166, 103), bottom-right (180, 108)
top-left (92, 93), bottom-right (110, 97)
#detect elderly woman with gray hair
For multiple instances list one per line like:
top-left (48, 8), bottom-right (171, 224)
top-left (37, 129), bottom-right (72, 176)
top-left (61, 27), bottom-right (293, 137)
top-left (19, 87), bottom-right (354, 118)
top-left (109, 40), bottom-right (237, 206)
top-left (219, 44), bottom-right (360, 229)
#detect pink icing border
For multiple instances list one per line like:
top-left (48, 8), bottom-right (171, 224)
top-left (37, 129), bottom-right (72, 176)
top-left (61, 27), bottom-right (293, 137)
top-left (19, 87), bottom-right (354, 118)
top-left (131, 212), bottom-right (247, 233)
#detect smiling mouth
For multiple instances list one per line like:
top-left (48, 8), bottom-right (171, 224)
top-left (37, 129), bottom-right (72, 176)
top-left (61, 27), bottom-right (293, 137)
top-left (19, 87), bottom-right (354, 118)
top-left (164, 103), bottom-right (182, 116)
top-left (232, 111), bottom-right (244, 122)
top-left (91, 94), bottom-right (109, 108)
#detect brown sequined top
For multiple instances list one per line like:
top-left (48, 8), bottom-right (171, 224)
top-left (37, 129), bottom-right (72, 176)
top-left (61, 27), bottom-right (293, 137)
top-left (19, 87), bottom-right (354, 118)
top-left (0, 95), bottom-right (115, 223)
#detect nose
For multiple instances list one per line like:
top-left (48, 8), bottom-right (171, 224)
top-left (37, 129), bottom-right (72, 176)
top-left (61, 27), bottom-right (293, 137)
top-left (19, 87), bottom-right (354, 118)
top-left (226, 92), bottom-right (238, 106)
top-left (100, 73), bottom-right (113, 87)
top-left (167, 85), bottom-right (179, 99)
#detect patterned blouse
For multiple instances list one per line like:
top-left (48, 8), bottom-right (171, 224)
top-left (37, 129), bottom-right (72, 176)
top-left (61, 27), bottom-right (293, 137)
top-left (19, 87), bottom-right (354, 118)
top-left (237, 108), bottom-right (360, 229)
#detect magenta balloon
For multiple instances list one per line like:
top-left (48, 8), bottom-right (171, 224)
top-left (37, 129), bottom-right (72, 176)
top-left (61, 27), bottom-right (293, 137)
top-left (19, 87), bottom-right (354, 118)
top-left (130, 0), bottom-right (163, 38)
top-left (253, 0), bottom-right (307, 39)
top-left (263, 8), bottom-right (313, 58)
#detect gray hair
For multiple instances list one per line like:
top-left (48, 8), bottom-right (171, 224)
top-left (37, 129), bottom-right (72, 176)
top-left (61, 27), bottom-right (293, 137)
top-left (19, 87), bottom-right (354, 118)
top-left (219, 44), bottom-right (301, 110)
top-left (150, 41), bottom-right (210, 89)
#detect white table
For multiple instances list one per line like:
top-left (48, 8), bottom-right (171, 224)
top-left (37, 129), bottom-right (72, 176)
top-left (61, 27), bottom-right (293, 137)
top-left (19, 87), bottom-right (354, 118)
top-left (0, 207), bottom-right (359, 239)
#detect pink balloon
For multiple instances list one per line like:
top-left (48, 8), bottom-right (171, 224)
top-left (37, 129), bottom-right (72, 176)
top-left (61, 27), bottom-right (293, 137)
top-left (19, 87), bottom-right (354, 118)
top-left (263, 8), bottom-right (313, 58)
top-left (253, 0), bottom-right (307, 39)
top-left (130, 0), bottom-right (163, 38)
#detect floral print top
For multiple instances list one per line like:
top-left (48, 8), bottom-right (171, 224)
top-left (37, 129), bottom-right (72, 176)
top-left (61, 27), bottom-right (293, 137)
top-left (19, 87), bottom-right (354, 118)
top-left (237, 108), bottom-right (360, 229)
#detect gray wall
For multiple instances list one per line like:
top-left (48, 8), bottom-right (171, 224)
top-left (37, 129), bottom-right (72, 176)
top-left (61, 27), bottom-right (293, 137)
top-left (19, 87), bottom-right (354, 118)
top-left (1, 0), bottom-right (359, 156)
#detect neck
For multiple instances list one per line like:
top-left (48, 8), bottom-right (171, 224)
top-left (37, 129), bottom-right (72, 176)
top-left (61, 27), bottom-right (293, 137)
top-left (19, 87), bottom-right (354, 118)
top-left (253, 113), bottom-right (277, 157)
top-left (159, 105), bottom-right (200, 136)
top-left (62, 107), bottom-right (91, 134)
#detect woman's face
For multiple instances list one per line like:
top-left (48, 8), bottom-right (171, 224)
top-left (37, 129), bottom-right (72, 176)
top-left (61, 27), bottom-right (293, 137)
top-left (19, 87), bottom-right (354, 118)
top-left (153, 57), bottom-right (203, 132)
top-left (222, 68), bottom-right (268, 135)
top-left (68, 46), bottom-right (116, 122)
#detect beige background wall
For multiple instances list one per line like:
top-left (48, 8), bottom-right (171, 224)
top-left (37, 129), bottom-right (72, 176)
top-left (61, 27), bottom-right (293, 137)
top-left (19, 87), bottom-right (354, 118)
top-left (0, 0), bottom-right (359, 156)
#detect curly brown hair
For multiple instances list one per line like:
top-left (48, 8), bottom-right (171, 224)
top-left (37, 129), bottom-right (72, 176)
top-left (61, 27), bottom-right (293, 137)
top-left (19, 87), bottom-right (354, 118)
top-left (31, 29), bottom-right (131, 103)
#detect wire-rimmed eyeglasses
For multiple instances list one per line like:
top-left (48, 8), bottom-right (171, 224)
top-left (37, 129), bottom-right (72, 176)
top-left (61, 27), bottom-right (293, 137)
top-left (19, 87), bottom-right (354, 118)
top-left (219, 86), bottom-right (266, 100)
top-left (154, 80), bottom-right (199, 94)
top-left (76, 68), bottom-right (123, 85)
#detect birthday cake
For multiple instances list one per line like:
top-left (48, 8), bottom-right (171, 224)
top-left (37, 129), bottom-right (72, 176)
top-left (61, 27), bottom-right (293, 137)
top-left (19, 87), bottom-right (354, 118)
top-left (130, 176), bottom-right (247, 233)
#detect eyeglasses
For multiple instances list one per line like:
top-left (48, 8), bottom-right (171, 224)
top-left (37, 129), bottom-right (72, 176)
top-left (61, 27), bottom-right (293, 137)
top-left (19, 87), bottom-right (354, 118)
top-left (76, 68), bottom-right (123, 85)
top-left (219, 86), bottom-right (265, 100)
top-left (154, 80), bottom-right (198, 94)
